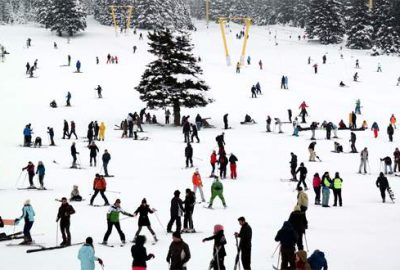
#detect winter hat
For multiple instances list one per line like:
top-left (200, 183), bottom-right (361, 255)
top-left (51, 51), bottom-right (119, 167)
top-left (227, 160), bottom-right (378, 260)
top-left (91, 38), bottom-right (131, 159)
top-left (73, 185), bottom-right (78, 189)
top-left (294, 205), bottom-right (301, 211)
top-left (214, 224), bottom-right (224, 234)
top-left (86, 237), bottom-right (93, 245)
top-left (172, 231), bottom-right (181, 239)
top-left (142, 198), bottom-right (147, 204)
top-left (174, 190), bottom-right (180, 196)
top-left (195, 168), bottom-right (199, 172)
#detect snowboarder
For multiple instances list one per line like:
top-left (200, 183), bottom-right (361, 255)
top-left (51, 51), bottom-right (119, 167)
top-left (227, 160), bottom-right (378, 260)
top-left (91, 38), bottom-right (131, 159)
top-left (376, 172), bottom-right (390, 203)
top-left (308, 142), bottom-right (317, 162)
top-left (208, 177), bottom-right (226, 208)
top-left (183, 189), bottom-right (196, 233)
top-left (288, 205), bottom-right (308, 250)
top-left (133, 199), bottom-right (158, 243)
top-left (48, 127), bottom-right (55, 146)
top-left (167, 190), bottom-right (185, 233)
top-left (229, 153), bottom-right (238, 179)
top-left (381, 156), bottom-right (393, 174)
top-left (88, 141), bottom-right (99, 167)
top-left (131, 235), bottom-right (155, 269)
top-left (70, 185), bottom-right (82, 201)
top-left (202, 224), bottom-right (227, 270)
top-left (166, 232), bottom-right (191, 269)
top-left (321, 172), bottom-right (332, 207)
top-left (299, 102), bottom-right (308, 123)
top-left (275, 221), bottom-right (298, 270)
top-left (102, 149), bottom-right (111, 176)
top-left (15, 200), bottom-right (35, 244)
top-left (71, 142), bottom-right (79, 168)
top-left (185, 142), bottom-right (193, 168)
top-left (35, 161), bottom-right (45, 190)
top-left (95, 85), bottom-right (102, 98)
top-left (78, 237), bottom-right (103, 270)
top-left (387, 124), bottom-right (394, 142)
top-left (312, 173), bottom-right (321, 205)
top-left (353, 72), bottom-right (359, 82)
top-left (350, 132), bottom-right (357, 153)
top-left (332, 172), bottom-right (343, 207)
top-left (192, 168), bottom-right (205, 202)
top-left (66, 91), bottom-right (71, 106)
top-left (371, 122), bottom-right (379, 138)
top-left (56, 197), bottom-right (75, 246)
top-left (339, 81), bottom-right (346, 87)
top-left (296, 163), bottom-right (308, 189)
top-left (76, 60), bottom-right (81, 73)
top-left (90, 174), bottom-right (109, 206)
top-left (359, 147), bottom-right (369, 174)
top-left (234, 217), bottom-right (252, 270)
top-left (102, 199), bottom-right (133, 245)
top-left (22, 161), bottom-right (35, 188)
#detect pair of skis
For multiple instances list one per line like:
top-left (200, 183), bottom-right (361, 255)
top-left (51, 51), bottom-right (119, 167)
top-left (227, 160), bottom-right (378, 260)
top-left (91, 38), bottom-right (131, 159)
top-left (26, 242), bottom-right (84, 253)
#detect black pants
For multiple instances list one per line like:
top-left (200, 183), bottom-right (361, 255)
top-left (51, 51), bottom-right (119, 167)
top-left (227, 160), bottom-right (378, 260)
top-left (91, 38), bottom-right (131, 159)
top-left (135, 225), bottom-right (156, 237)
top-left (394, 160), bottom-right (400, 172)
top-left (167, 216), bottom-right (181, 232)
top-left (224, 121), bottom-right (228, 129)
top-left (191, 134), bottom-right (200, 143)
top-left (241, 247), bottom-right (251, 269)
top-left (389, 134), bottom-right (393, 142)
top-left (90, 190), bottom-right (109, 205)
top-left (211, 255), bottom-right (225, 270)
top-left (28, 174), bottom-right (34, 186)
top-left (90, 155), bottom-right (97, 166)
top-left (211, 163), bottom-right (216, 175)
top-left (380, 187), bottom-right (387, 201)
top-left (60, 220), bottom-right (71, 243)
top-left (297, 177), bottom-right (307, 189)
top-left (38, 175), bottom-right (44, 187)
top-left (103, 162), bottom-right (109, 176)
top-left (280, 246), bottom-right (295, 270)
top-left (326, 130), bottom-right (331, 139)
top-left (220, 165), bottom-right (227, 178)
top-left (24, 221), bottom-right (34, 241)
top-left (183, 210), bottom-right (194, 229)
top-left (290, 166), bottom-right (297, 180)
top-left (186, 157), bottom-right (193, 167)
top-left (103, 221), bottom-right (125, 242)
top-left (72, 154), bottom-right (77, 166)
top-left (69, 130), bottom-right (78, 139)
top-left (184, 132), bottom-right (190, 143)
top-left (314, 186), bottom-right (321, 204)
top-left (63, 130), bottom-right (68, 139)
top-left (165, 116), bottom-right (169, 124)
top-left (351, 142), bottom-right (357, 153)
top-left (333, 189), bottom-right (342, 206)
top-left (50, 135), bottom-right (55, 145)
top-left (296, 232), bottom-right (304, 250)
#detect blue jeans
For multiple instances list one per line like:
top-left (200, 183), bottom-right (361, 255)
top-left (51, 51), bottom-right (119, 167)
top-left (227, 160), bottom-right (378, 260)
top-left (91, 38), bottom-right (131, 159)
top-left (322, 187), bottom-right (330, 206)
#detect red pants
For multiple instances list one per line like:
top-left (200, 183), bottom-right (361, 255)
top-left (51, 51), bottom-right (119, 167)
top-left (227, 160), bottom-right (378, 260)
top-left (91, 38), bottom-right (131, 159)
top-left (230, 163), bottom-right (237, 179)
top-left (373, 129), bottom-right (378, 138)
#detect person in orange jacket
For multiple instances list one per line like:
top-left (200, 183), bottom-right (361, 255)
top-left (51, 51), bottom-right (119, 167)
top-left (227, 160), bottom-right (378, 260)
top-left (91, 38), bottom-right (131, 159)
top-left (210, 150), bottom-right (217, 177)
top-left (192, 168), bottom-right (205, 202)
top-left (90, 174), bottom-right (109, 206)
top-left (99, 122), bottom-right (106, 141)
top-left (390, 114), bottom-right (396, 129)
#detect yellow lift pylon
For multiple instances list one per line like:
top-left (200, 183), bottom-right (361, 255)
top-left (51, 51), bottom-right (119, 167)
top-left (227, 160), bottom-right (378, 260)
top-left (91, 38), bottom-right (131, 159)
top-left (369, 0), bottom-right (373, 10)
top-left (218, 17), bottom-right (252, 67)
top-left (109, 5), bottom-right (134, 36)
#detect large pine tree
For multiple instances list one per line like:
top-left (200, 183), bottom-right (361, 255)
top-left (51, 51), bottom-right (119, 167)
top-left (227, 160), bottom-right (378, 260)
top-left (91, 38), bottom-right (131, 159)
top-left (306, 0), bottom-right (345, 44)
top-left (135, 30), bottom-right (211, 126)
top-left (346, 0), bottom-right (372, 49)
top-left (276, 0), bottom-right (295, 25)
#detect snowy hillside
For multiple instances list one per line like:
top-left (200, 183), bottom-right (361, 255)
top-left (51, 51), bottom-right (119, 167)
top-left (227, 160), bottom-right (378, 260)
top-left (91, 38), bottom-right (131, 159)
top-left (1, 18), bottom-right (400, 269)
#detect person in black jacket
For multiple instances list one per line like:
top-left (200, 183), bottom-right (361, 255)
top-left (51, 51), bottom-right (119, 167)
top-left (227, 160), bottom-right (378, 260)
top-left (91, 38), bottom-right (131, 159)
top-left (350, 132), bottom-right (357, 153)
top-left (296, 163), bottom-right (308, 189)
top-left (56, 197), bottom-right (75, 246)
top-left (133, 199), bottom-right (158, 242)
top-left (167, 190), bottom-right (185, 233)
top-left (203, 224), bottom-right (227, 270)
top-left (182, 121), bottom-right (191, 143)
top-left (131, 235), bottom-right (155, 269)
top-left (166, 232), bottom-right (191, 269)
top-left (63, 120), bottom-right (69, 139)
top-left (102, 150), bottom-right (111, 176)
top-left (275, 221), bottom-right (298, 270)
top-left (290, 153), bottom-right (297, 181)
top-left (229, 153), bottom-right (238, 179)
top-left (234, 217), bottom-right (252, 270)
top-left (88, 141), bottom-right (99, 166)
top-left (191, 124), bottom-right (200, 143)
top-left (223, 114), bottom-right (229, 129)
top-left (216, 133), bottom-right (225, 148)
top-left (71, 142), bottom-right (79, 168)
top-left (47, 127), bottom-right (55, 146)
top-left (183, 189), bottom-right (196, 233)
top-left (288, 205), bottom-right (307, 251)
top-left (376, 172), bottom-right (389, 203)
top-left (387, 124), bottom-right (394, 142)
top-left (185, 142), bottom-right (193, 168)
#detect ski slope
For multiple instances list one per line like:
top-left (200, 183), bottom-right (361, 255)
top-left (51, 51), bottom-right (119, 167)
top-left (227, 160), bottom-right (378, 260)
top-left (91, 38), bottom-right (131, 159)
top-left (1, 17), bottom-right (400, 269)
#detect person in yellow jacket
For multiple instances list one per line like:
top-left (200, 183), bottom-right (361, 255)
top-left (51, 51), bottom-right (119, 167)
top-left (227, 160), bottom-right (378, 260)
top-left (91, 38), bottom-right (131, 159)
top-left (99, 122), bottom-right (106, 141)
top-left (332, 172), bottom-right (343, 207)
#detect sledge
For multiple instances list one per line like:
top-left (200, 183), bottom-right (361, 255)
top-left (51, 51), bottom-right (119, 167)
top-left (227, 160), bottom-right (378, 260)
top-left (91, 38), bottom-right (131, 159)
top-left (2, 219), bottom-right (16, 226)
top-left (387, 187), bottom-right (396, 202)
top-left (26, 242), bottom-right (83, 253)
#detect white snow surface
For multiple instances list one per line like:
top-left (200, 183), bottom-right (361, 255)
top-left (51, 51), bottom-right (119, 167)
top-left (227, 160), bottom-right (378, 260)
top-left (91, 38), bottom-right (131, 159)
top-left (1, 18), bottom-right (400, 269)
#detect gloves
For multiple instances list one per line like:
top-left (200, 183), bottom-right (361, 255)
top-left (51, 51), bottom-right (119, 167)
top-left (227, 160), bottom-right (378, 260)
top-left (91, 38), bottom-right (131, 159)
top-left (14, 218), bottom-right (20, 225)
top-left (149, 253), bottom-right (155, 259)
top-left (98, 258), bottom-right (103, 265)
top-left (202, 238), bottom-right (206, 243)
top-left (129, 214), bottom-right (134, 217)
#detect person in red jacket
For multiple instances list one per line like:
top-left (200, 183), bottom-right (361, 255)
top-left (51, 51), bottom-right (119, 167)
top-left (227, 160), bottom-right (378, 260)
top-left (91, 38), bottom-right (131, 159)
top-left (90, 174), bottom-right (109, 206)
top-left (210, 150), bottom-right (217, 177)
top-left (22, 161), bottom-right (35, 188)
top-left (312, 173), bottom-right (321, 205)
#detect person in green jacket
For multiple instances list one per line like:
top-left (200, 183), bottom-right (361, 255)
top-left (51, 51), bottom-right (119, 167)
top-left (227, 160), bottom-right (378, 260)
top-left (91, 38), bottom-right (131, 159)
top-left (332, 172), bottom-right (343, 207)
top-left (102, 199), bottom-right (133, 245)
top-left (208, 177), bottom-right (227, 209)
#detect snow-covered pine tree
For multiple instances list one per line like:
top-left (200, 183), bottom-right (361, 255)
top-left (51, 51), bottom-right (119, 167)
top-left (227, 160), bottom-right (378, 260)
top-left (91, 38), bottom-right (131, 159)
top-left (372, 0), bottom-right (400, 54)
top-left (94, 0), bottom-right (135, 29)
top-left (276, 0), bottom-right (295, 25)
top-left (252, 0), bottom-right (277, 25)
top-left (306, 0), bottom-right (345, 44)
top-left (293, 0), bottom-right (310, 28)
top-left (0, 0), bottom-right (12, 23)
top-left (209, 0), bottom-right (233, 21)
top-left (345, 0), bottom-right (372, 49)
top-left (135, 30), bottom-right (211, 126)
top-left (46, 0), bottom-right (87, 36)
top-left (33, 0), bottom-right (51, 25)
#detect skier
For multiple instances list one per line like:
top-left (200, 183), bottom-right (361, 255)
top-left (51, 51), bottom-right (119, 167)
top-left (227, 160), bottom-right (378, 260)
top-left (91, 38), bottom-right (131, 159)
top-left (183, 189), bottom-right (196, 233)
top-left (332, 172), bottom-right (343, 207)
top-left (251, 85), bottom-right (257, 98)
top-left (297, 187), bottom-right (309, 212)
top-left (381, 156), bottom-right (393, 174)
top-left (355, 99), bottom-right (361, 114)
top-left (288, 109), bottom-right (292, 123)
top-left (312, 173), bottom-right (321, 205)
top-left (166, 190), bottom-right (185, 233)
top-left (133, 45), bottom-right (137, 54)
top-left (78, 237), bottom-right (103, 270)
top-left (95, 85), bottom-right (102, 98)
top-left (339, 81), bottom-right (346, 87)
top-left (23, 124), bottom-right (32, 146)
top-left (216, 132), bottom-right (225, 148)
top-left (165, 109), bottom-right (171, 125)
top-left (387, 124), bottom-right (394, 142)
top-left (397, 76), bottom-right (400, 86)
top-left (66, 91), bottom-right (71, 106)
top-left (247, 55), bottom-right (251, 65)
top-left (203, 224), bottom-right (227, 270)
top-left (35, 161), bottom-right (45, 190)
top-left (280, 76), bottom-right (285, 89)
top-left (377, 62), bottom-right (382, 72)
top-left (308, 142), bottom-right (317, 162)
top-left (67, 55), bottom-right (71, 66)
top-left (376, 172), bottom-right (390, 203)
top-left (195, 114), bottom-right (202, 130)
top-left (88, 141), bottom-right (99, 167)
top-left (307, 250), bottom-right (328, 270)
top-left (56, 197), bottom-right (75, 246)
top-left (322, 54), bottom-right (326, 64)
top-left (133, 199), bottom-right (158, 243)
top-left (288, 205), bottom-right (308, 250)
top-left (255, 82), bottom-right (262, 94)
top-left (236, 62), bottom-right (240, 73)
top-left (359, 147), bottom-right (369, 174)
top-left (355, 59), bottom-right (360, 68)
top-left (76, 60), bottom-right (81, 73)
top-left (90, 174), bottom-right (109, 206)
top-left (22, 161), bottom-right (35, 188)
top-left (290, 153), bottom-right (298, 181)
top-left (191, 124), bottom-right (200, 143)
top-left (15, 200), bottom-right (35, 244)
top-left (223, 114), bottom-right (229, 129)
top-left (68, 121), bottom-right (77, 139)
top-left (62, 120), bottom-right (69, 139)
top-left (325, 122), bottom-right (333, 140)
top-left (96, 56), bottom-right (99, 64)
top-left (71, 142), bottom-right (79, 168)
top-left (70, 185), bottom-right (82, 201)
top-left (371, 122), bottom-right (379, 138)
top-left (284, 76), bottom-right (289, 89)
top-left (25, 62), bottom-right (30, 74)
top-left (229, 153), bottom-right (238, 179)
top-left (93, 121), bottom-right (100, 140)
top-left (139, 33), bottom-right (143, 40)
top-left (313, 63), bottom-right (318, 74)
top-left (296, 163), bottom-right (308, 190)
top-left (350, 132), bottom-right (357, 153)
top-left (166, 232), bottom-right (191, 269)
top-left (182, 120), bottom-right (191, 143)
top-left (101, 149), bottom-right (111, 176)
top-left (192, 168), bottom-right (205, 202)
top-left (299, 102), bottom-right (309, 123)
top-left (47, 127), bottom-right (55, 146)
top-left (102, 199), bottom-right (133, 245)
top-left (353, 72), bottom-right (359, 82)
top-left (26, 38), bottom-right (31, 48)
top-left (131, 235), bottom-right (155, 269)
top-left (275, 221), bottom-right (298, 270)
top-left (258, 59), bottom-right (263, 70)
top-left (208, 177), bottom-right (226, 208)
top-left (266, 116), bottom-right (272, 132)
top-left (234, 217), bottom-right (252, 270)
top-left (218, 153), bottom-right (228, 179)
top-left (394, 148), bottom-right (400, 172)
top-left (321, 172), bottom-right (332, 207)
top-left (185, 142), bottom-right (193, 168)
top-left (274, 118), bottom-right (283, 133)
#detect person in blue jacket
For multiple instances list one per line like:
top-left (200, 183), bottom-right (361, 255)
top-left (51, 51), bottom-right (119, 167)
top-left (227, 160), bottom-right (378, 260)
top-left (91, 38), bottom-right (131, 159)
top-left (36, 161), bottom-right (46, 190)
top-left (307, 249), bottom-right (328, 270)
top-left (23, 124), bottom-right (32, 146)
top-left (78, 237), bottom-right (103, 270)
top-left (76, 60), bottom-right (81, 73)
top-left (15, 199), bottom-right (35, 244)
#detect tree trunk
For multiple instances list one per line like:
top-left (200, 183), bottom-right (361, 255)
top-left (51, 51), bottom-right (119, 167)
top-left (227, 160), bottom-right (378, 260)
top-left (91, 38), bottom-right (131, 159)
top-left (173, 102), bottom-right (181, 126)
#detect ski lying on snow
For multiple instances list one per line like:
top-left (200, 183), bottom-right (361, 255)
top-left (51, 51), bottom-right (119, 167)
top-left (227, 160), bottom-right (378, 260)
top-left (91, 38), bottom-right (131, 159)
top-left (7, 243), bottom-right (45, 248)
top-left (17, 187), bottom-right (53, 191)
top-left (26, 242), bottom-right (83, 253)
top-left (98, 242), bottom-right (125, 248)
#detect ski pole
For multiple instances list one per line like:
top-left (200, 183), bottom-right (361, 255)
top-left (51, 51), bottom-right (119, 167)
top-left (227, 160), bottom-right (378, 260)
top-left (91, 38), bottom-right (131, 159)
top-left (106, 190), bottom-right (121, 194)
top-left (154, 212), bottom-right (168, 235)
top-left (271, 243), bottom-right (280, 258)
top-left (56, 221), bottom-right (59, 246)
top-left (304, 232), bottom-right (309, 252)
top-left (15, 171), bottom-right (23, 188)
top-left (277, 248), bottom-right (281, 269)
